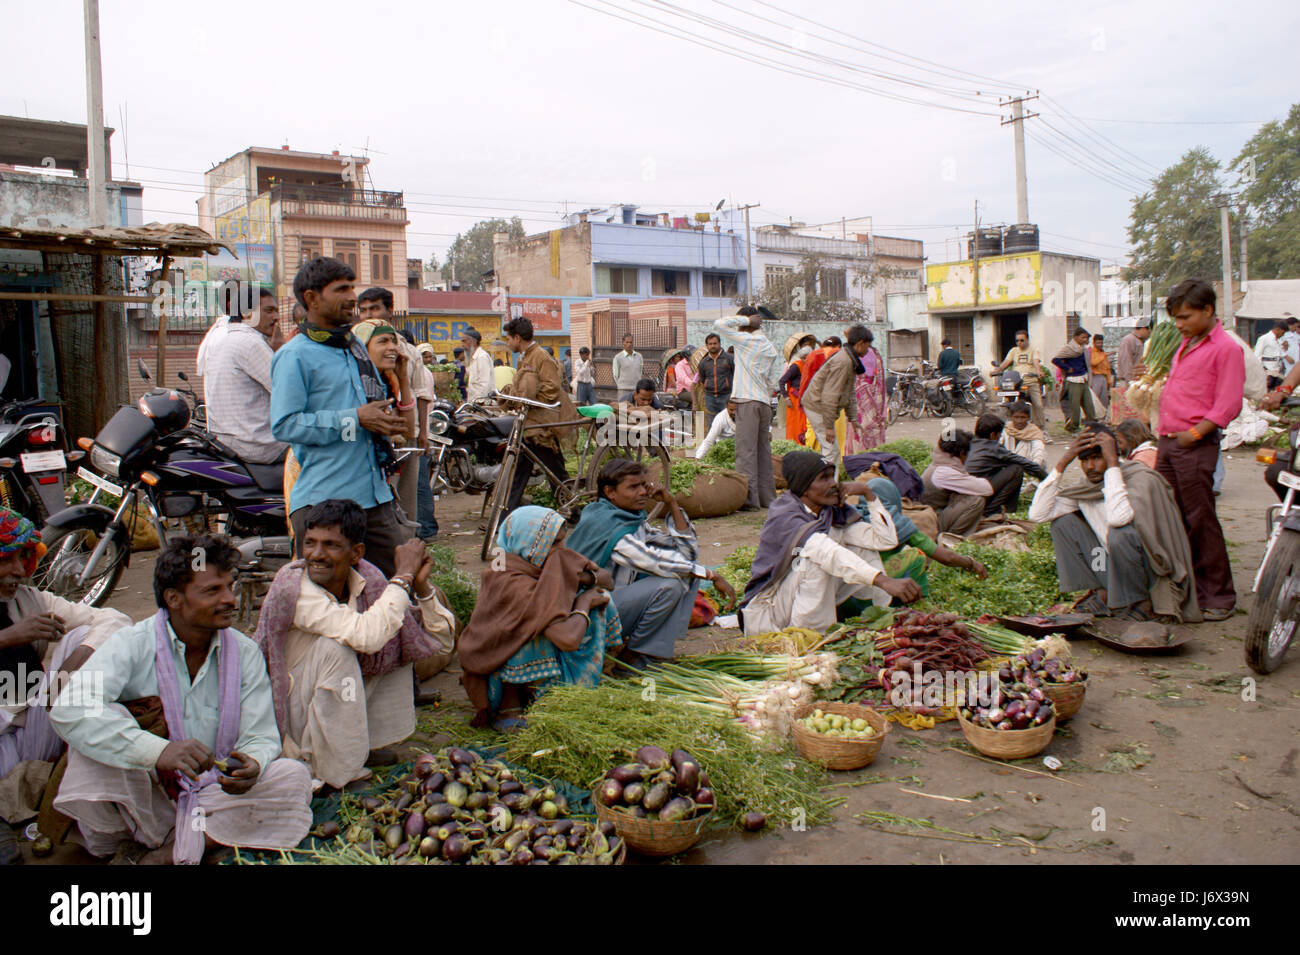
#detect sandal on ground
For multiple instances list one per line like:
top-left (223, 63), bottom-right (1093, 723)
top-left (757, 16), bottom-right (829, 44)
top-left (1202, 606), bottom-right (1235, 622)
top-left (1073, 590), bottom-right (1111, 616)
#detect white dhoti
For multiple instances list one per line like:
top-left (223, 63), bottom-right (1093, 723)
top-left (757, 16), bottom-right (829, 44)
top-left (283, 636), bottom-right (414, 789)
top-left (54, 743), bottom-right (312, 858)
top-left (0, 625), bottom-right (89, 783)
top-left (744, 521), bottom-right (893, 635)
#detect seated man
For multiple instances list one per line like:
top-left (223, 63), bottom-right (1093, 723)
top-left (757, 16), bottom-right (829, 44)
top-left (695, 397), bottom-right (738, 460)
top-left (0, 509), bottom-right (131, 863)
top-left (565, 460), bottom-right (735, 668)
top-left (965, 412), bottom-right (1048, 514)
top-left (254, 500), bottom-right (455, 790)
top-left (741, 452), bottom-right (922, 635)
top-left (50, 535), bottom-right (313, 864)
top-left (1028, 425), bottom-right (1201, 623)
top-left (920, 430), bottom-right (994, 537)
top-left (999, 401), bottom-right (1047, 469)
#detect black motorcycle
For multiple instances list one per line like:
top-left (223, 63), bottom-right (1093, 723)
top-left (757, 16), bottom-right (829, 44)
top-left (953, 367), bottom-right (989, 417)
top-left (425, 398), bottom-right (511, 496)
top-left (0, 355), bottom-right (79, 527)
top-left (35, 382), bottom-right (291, 619)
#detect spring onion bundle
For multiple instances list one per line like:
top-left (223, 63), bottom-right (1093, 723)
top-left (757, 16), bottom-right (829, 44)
top-left (965, 621), bottom-right (1036, 656)
top-left (1126, 321), bottom-right (1181, 415)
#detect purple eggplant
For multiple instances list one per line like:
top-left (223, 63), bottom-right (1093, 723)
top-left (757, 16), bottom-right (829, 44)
top-left (659, 797), bottom-right (693, 822)
top-left (693, 787), bottom-right (715, 807)
top-left (610, 763), bottom-right (649, 785)
top-left (670, 750), bottom-right (701, 794)
top-left (635, 745), bottom-right (671, 771)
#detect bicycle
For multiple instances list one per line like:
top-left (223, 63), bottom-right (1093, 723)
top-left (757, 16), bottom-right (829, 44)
top-left (477, 393), bottom-right (674, 560)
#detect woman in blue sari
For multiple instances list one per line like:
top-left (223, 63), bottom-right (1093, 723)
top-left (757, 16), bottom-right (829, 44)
top-left (458, 506), bottom-right (622, 731)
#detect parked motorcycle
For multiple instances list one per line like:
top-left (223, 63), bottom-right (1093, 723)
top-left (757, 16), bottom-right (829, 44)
top-left (953, 367), bottom-right (988, 416)
top-left (35, 384), bottom-right (291, 619)
top-left (425, 398), bottom-right (511, 496)
top-left (1246, 402), bottom-right (1300, 673)
top-left (994, 368), bottom-right (1031, 417)
top-left (0, 355), bottom-right (79, 527)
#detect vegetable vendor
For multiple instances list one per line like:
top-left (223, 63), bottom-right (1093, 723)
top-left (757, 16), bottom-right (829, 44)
top-left (695, 398), bottom-right (738, 460)
top-left (0, 508), bottom-right (131, 863)
top-left (858, 478), bottom-right (988, 600)
top-left (567, 459), bottom-right (736, 669)
top-left (920, 429), bottom-right (994, 537)
top-left (966, 412), bottom-right (1049, 513)
top-left (50, 536), bottom-right (314, 865)
top-left (459, 507), bottom-right (622, 731)
top-left (1027, 424), bottom-right (1201, 623)
top-left (999, 401), bottom-right (1048, 469)
top-left (740, 452), bottom-right (922, 635)
top-left (254, 500), bottom-right (455, 791)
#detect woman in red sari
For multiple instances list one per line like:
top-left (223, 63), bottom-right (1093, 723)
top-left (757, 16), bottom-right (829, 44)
top-left (780, 334), bottom-right (818, 442)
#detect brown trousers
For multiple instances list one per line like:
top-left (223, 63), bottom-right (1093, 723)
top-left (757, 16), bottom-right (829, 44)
top-left (1156, 433), bottom-right (1235, 610)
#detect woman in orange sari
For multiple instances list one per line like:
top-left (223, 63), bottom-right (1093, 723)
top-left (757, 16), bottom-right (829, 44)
top-left (779, 334), bottom-right (818, 442)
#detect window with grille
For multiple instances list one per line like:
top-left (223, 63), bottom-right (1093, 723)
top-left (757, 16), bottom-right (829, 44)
top-left (651, 269), bottom-right (690, 295)
top-left (595, 266), bottom-right (638, 294)
top-left (764, 264), bottom-right (794, 287)
top-left (702, 272), bottom-right (737, 297)
top-left (819, 268), bottom-right (847, 299)
top-left (300, 237), bottom-right (323, 265)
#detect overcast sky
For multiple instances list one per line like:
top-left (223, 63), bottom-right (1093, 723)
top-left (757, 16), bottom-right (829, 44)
top-left (5, 0), bottom-right (1294, 268)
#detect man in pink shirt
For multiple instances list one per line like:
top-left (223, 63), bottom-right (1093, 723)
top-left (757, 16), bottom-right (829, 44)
top-left (1150, 279), bottom-right (1244, 620)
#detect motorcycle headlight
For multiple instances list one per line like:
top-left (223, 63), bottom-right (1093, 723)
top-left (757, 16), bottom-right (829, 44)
top-left (428, 411), bottom-right (450, 437)
top-left (89, 445), bottom-right (122, 478)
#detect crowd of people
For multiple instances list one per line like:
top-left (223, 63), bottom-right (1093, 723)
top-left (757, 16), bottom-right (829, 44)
top-left (0, 262), bottom-right (1274, 864)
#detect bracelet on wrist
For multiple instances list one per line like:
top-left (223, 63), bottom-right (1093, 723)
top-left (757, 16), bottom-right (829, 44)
top-left (1280, 384), bottom-right (1295, 396)
top-left (389, 575), bottom-right (414, 596)
top-left (569, 609), bottom-right (591, 628)
top-left (396, 398), bottom-right (416, 411)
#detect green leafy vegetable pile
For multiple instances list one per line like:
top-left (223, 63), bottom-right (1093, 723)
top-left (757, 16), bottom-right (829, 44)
top-left (867, 438), bottom-right (932, 474)
top-left (425, 542), bottom-right (479, 624)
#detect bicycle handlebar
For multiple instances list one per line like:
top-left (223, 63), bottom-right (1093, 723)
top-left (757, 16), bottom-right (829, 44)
top-left (493, 391), bottom-right (561, 411)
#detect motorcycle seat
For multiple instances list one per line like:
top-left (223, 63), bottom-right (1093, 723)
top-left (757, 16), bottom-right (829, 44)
top-left (487, 416), bottom-right (518, 438)
top-left (577, 403), bottom-right (613, 419)
top-left (245, 461), bottom-right (286, 493)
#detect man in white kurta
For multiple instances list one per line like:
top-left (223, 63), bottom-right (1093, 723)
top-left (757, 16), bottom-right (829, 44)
top-left (49, 536), bottom-right (312, 861)
top-left (740, 453), bottom-right (923, 635)
top-left (259, 504), bottom-right (455, 790)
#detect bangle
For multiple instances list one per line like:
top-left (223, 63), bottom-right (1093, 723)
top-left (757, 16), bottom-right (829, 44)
top-left (389, 575), bottom-right (413, 597)
top-left (396, 398), bottom-right (415, 411)
top-left (414, 585), bottom-right (435, 601)
top-left (569, 609), bottom-right (591, 628)
top-left (1280, 384), bottom-right (1294, 396)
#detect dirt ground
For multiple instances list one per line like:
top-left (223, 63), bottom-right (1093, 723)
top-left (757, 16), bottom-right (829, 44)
top-left (27, 409), bottom-right (1300, 865)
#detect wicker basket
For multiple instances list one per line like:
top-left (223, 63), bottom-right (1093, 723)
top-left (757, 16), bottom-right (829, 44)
top-left (791, 702), bottom-right (889, 771)
top-left (594, 798), bottom-right (712, 857)
top-left (1044, 678), bottom-right (1087, 720)
top-left (957, 708), bottom-right (1056, 760)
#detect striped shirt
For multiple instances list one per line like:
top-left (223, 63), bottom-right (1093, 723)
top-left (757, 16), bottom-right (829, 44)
top-left (610, 512), bottom-right (710, 587)
top-left (712, 317), bottom-right (781, 403)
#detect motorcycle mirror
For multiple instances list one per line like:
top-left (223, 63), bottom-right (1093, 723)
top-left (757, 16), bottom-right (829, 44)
top-left (177, 371), bottom-right (189, 382)
top-left (137, 358), bottom-right (152, 381)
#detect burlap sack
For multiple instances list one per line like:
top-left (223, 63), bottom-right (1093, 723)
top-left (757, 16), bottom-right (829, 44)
top-left (413, 584), bottom-right (460, 681)
top-left (675, 468), bottom-right (749, 518)
top-left (901, 500), bottom-right (939, 540)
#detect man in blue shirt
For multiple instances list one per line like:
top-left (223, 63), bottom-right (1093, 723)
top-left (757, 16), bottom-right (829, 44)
top-left (1052, 327), bottom-right (1098, 433)
top-left (937, 338), bottom-right (962, 377)
top-left (271, 257), bottom-right (411, 576)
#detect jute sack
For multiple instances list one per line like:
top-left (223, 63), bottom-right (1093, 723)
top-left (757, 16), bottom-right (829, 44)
top-left (675, 468), bottom-right (749, 518)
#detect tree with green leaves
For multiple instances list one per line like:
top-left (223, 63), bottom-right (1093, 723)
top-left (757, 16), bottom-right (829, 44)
top-left (745, 253), bottom-right (889, 324)
top-left (441, 217), bottom-right (526, 291)
top-left (1124, 147), bottom-right (1234, 292)
top-left (1232, 104), bottom-right (1300, 280)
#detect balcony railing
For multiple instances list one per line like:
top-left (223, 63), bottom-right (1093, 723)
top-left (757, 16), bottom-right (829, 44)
top-left (270, 183), bottom-right (406, 221)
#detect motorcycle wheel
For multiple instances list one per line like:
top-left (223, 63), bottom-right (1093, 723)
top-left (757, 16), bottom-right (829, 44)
top-left (32, 522), bottom-right (127, 607)
top-left (963, 390), bottom-right (987, 417)
top-left (1245, 527), bottom-right (1300, 674)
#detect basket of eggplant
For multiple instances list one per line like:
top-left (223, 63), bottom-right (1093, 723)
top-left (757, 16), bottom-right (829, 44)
top-left (593, 745), bottom-right (714, 857)
top-left (1010, 648), bottom-right (1089, 720)
top-left (957, 669), bottom-right (1057, 760)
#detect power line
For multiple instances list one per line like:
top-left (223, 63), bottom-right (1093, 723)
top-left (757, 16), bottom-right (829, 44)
top-left (1038, 94), bottom-right (1162, 176)
top-left (1034, 118), bottom-right (1152, 189)
top-left (1026, 130), bottom-right (1143, 193)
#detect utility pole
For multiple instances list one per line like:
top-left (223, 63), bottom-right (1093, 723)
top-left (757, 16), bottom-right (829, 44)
top-left (1239, 203), bottom-right (1249, 293)
top-left (83, 0), bottom-right (107, 226)
top-left (971, 199), bottom-right (980, 308)
top-left (737, 202), bottom-right (760, 303)
top-left (1212, 194), bottom-right (1235, 332)
top-left (1000, 93), bottom-right (1039, 225)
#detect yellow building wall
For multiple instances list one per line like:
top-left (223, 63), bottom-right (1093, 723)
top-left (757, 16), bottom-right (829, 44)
top-left (926, 252), bottom-right (1042, 310)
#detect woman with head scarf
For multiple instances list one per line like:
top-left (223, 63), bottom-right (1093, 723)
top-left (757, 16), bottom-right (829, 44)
top-left (351, 317), bottom-right (416, 447)
top-left (458, 507), bottom-right (622, 731)
top-left (842, 328), bottom-right (888, 455)
top-left (779, 334), bottom-right (818, 442)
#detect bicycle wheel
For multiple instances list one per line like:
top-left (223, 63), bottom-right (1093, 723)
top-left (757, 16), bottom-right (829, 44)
top-left (907, 384), bottom-right (924, 420)
top-left (887, 390), bottom-right (904, 425)
top-left (585, 441), bottom-right (673, 506)
top-left (480, 449), bottom-right (519, 561)
top-left (1245, 527), bottom-right (1300, 674)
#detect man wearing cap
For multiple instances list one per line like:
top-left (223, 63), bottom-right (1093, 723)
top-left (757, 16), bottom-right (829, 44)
top-left (0, 508), bottom-right (131, 863)
top-left (461, 328), bottom-right (495, 404)
top-left (739, 452), bottom-right (922, 635)
top-left (1053, 327), bottom-right (1098, 432)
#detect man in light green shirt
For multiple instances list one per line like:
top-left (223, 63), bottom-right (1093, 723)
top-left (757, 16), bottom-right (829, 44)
top-left (50, 535), bottom-right (311, 863)
top-left (991, 330), bottom-right (1048, 429)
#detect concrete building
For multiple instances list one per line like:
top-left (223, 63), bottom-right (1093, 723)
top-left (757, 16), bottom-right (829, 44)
top-left (493, 203), bottom-right (748, 315)
top-left (751, 218), bottom-right (924, 322)
top-left (925, 246), bottom-right (1102, 370)
top-left (197, 145), bottom-right (410, 315)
